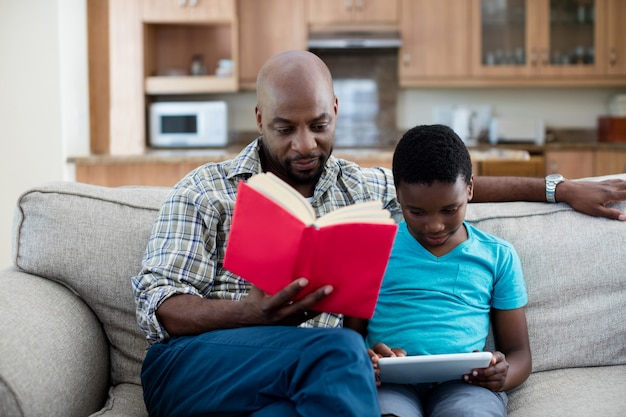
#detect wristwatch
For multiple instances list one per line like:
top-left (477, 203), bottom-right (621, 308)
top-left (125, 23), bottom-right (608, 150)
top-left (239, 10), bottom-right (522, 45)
top-left (545, 174), bottom-right (565, 203)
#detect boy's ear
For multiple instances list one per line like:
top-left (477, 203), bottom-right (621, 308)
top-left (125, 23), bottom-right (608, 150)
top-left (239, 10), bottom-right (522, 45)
top-left (467, 176), bottom-right (474, 201)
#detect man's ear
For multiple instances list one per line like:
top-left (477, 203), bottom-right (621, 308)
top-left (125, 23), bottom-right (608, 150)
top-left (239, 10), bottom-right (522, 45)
top-left (254, 105), bottom-right (263, 134)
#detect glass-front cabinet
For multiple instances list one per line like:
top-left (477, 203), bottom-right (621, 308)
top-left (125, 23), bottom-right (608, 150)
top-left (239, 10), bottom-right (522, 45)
top-left (471, 0), bottom-right (610, 78)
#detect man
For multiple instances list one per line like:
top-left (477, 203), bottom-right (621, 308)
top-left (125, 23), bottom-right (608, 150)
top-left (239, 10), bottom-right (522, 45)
top-left (132, 50), bottom-right (626, 417)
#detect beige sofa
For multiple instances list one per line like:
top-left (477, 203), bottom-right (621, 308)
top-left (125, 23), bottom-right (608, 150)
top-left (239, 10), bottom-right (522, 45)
top-left (1, 175), bottom-right (625, 417)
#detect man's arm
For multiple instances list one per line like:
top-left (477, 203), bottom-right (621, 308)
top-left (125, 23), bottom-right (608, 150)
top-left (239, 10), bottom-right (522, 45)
top-left (156, 279), bottom-right (332, 336)
top-left (472, 176), bottom-right (626, 220)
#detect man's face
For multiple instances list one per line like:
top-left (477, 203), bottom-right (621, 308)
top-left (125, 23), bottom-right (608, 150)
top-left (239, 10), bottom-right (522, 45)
top-left (255, 79), bottom-right (337, 188)
top-left (397, 176), bottom-right (473, 256)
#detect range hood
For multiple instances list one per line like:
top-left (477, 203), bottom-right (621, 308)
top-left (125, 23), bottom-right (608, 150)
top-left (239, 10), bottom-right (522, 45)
top-left (307, 31), bottom-right (402, 49)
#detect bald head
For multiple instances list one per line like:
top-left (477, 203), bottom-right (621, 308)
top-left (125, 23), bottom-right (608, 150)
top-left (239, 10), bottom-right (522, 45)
top-left (256, 50), bottom-right (335, 114)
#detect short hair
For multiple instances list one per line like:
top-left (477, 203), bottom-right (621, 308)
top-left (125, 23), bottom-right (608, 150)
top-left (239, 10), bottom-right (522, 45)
top-left (392, 124), bottom-right (472, 188)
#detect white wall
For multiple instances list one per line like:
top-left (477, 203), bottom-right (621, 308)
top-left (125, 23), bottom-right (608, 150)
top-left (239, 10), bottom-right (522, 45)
top-left (0, 0), bottom-right (88, 268)
top-left (397, 87), bottom-right (625, 129)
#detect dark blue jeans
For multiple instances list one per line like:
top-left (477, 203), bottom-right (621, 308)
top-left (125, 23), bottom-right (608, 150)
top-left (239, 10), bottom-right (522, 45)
top-left (141, 326), bottom-right (380, 417)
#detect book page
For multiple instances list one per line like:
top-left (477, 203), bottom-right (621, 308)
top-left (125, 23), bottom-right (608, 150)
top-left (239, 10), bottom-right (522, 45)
top-left (314, 201), bottom-right (395, 228)
top-left (247, 173), bottom-right (315, 224)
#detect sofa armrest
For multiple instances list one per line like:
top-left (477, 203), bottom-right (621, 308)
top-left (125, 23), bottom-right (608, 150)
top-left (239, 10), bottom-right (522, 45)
top-left (0, 267), bottom-right (110, 417)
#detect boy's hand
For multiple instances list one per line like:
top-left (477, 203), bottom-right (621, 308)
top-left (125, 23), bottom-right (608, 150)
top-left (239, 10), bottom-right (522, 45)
top-left (463, 351), bottom-right (509, 392)
top-left (368, 343), bottom-right (407, 386)
top-left (366, 348), bottom-right (382, 387)
top-left (371, 342), bottom-right (407, 358)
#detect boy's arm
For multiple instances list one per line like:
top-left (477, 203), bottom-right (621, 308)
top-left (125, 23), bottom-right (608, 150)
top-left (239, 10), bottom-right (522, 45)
top-left (467, 307), bottom-right (532, 392)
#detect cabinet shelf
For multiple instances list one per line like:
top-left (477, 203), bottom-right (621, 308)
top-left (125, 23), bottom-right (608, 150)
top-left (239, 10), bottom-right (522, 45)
top-left (145, 75), bottom-right (237, 95)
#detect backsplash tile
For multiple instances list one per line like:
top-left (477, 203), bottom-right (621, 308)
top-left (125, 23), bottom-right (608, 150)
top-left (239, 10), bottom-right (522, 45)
top-left (313, 49), bottom-right (400, 147)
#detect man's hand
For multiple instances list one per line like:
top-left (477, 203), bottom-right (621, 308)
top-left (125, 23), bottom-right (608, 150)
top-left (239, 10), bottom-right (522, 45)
top-left (559, 179), bottom-right (626, 221)
top-left (240, 278), bottom-right (332, 326)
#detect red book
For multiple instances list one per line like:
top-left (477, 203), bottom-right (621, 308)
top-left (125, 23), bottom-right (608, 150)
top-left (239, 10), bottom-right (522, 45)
top-left (223, 172), bottom-right (398, 319)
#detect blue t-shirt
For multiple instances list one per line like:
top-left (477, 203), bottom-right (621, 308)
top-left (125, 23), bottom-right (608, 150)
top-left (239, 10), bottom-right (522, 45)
top-left (366, 221), bottom-right (528, 355)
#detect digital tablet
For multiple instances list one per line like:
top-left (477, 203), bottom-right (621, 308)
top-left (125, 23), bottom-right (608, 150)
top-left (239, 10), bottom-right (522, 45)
top-left (377, 352), bottom-right (493, 384)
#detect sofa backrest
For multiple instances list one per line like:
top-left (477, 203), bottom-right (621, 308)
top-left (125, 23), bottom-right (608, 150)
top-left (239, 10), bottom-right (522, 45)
top-left (12, 175), bottom-right (626, 386)
top-left (13, 182), bottom-right (170, 386)
top-left (466, 175), bottom-right (626, 372)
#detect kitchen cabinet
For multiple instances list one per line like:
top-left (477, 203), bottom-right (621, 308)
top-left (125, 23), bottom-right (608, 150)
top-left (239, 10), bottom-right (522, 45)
top-left (307, 0), bottom-right (399, 27)
top-left (399, 0), bottom-right (471, 85)
top-left (471, 0), bottom-right (625, 81)
top-left (89, 0), bottom-right (238, 156)
top-left (606, 0), bottom-right (626, 76)
top-left (142, 0), bottom-right (238, 95)
top-left (478, 156), bottom-right (545, 177)
top-left (544, 149), bottom-right (594, 179)
top-left (594, 149), bottom-right (626, 176)
top-left (142, 0), bottom-right (235, 23)
top-left (238, 0), bottom-right (307, 90)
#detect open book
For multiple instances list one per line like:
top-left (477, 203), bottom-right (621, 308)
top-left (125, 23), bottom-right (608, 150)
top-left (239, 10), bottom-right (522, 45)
top-left (223, 172), bottom-right (398, 319)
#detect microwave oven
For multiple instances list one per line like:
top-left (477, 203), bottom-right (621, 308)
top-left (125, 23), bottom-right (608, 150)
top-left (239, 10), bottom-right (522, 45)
top-left (149, 101), bottom-right (228, 147)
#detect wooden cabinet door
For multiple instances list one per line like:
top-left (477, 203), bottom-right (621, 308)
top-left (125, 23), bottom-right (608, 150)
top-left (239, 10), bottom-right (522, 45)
top-left (142, 0), bottom-right (235, 23)
top-left (307, 0), bottom-right (398, 25)
top-left (470, 0), bottom-right (534, 78)
top-left (472, 0), bottom-right (609, 79)
top-left (400, 0), bottom-right (471, 84)
top-left (351, 0), bottom-right (399, 24)
top-left (238, 0), bottom-right (306, 89)
top-left (307, 0), bottom-right (353, 24)
top-left (544, 150), bottom-right (594, 179)
top-left (606, 0), bottom-right (626, 75)
top-left (594, 149), bottom-right (626, 176)
top-left (532, 0), bottom-right (607, 78)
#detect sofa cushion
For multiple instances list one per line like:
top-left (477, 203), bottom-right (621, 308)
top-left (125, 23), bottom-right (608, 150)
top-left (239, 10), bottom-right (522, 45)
top-left (0, 268), bottom-right (109, 417)
top-left (466, 174), bottom-right (626, 372)
top-left (507, 365), bottom-right (626, 416)
top-left (89, 384), bottom-right (147, 417)
top-left (12, 182), bottom-right (171, 387)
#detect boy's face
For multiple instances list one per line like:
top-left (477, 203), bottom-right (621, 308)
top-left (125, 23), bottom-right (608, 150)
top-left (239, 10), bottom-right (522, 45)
top-left (397, 176), bottom-right (473, 256)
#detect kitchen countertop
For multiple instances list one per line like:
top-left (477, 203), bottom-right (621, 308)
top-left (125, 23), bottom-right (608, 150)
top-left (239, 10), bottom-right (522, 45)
top-left (68, 141), bottom-right (626, 165)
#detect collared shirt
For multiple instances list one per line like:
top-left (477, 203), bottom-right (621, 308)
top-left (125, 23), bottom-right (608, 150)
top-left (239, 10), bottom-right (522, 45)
top-left (132, 138), bottom-right (401, 344)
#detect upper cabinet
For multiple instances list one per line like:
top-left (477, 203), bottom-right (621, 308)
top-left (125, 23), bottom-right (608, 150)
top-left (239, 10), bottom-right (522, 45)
top-left (606, 0), bottom-right (626, 75)
top-left (238, 0), bottom-right (307, 90)
top-left (399, 0), bottom-right (472, 85)
top-left (142, 0), bottom-right (238, 95)
top-left (142, 0), bottom-right (235, 23)
top-left (400, 0), bottom-right (626, 86)
top-left (307, 0), bottom-right (399, 27)
top-left (470, 0), bottom-right (626, 81)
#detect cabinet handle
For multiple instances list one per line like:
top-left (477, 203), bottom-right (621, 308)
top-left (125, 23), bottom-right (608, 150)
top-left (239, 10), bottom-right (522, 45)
top-left (610, 49), bottom-right (617, 66)
top-left (402, 52), bottom-right (411, 66)
top-left (355, 0), bottom-right (363, 10)
top-left (189, 0), bottom-right (197, 6)
top-left (178, 0), bottom-right (186, 6)
top-left (530, 49), bottom-right (538, 66)
top-left (345, 0), bottom-right (352, 11)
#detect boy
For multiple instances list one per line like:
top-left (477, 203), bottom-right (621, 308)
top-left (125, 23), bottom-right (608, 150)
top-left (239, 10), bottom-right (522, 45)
top-left (345, 124), bottom-right (531, 417)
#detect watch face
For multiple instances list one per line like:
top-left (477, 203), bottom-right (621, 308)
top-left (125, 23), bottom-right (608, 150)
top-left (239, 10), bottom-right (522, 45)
top-left (546, 174), bottom-right (564, 182)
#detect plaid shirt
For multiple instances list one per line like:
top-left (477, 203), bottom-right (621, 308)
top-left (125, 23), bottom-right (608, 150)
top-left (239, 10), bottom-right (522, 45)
top-left (132, 138), bottom-right (401, 344)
